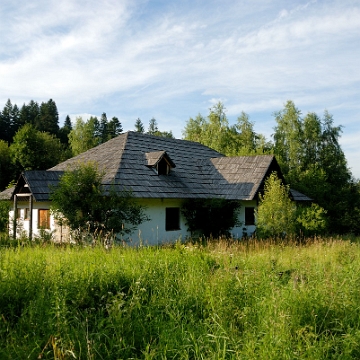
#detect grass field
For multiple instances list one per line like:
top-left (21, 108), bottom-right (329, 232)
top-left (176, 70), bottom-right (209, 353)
top-left (1, 236), bottom-right (360, 359)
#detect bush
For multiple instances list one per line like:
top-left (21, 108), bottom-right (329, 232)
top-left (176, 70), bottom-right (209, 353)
top-left (0, 200), bottom-right (10, 233)
top-left (181, 198), bottom-right (241, 237)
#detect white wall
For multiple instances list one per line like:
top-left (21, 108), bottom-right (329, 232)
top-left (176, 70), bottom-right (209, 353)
top-left (9, 201), bottom-right (54, 239)
top-left (9, 198), bottom-right (258, 243)
top-left (123, 198), bottom-right (190, 246)
top-left (230, 200), bottom-right (257, 238)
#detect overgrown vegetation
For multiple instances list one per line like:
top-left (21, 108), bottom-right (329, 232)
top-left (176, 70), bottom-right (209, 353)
top-left (183, 101), bottom-right (360, 235)
top-left (50, 162), bottom-right (148, 241)
top-left (1, 237), bottom-right (360, 358)
top-left (256, 173), bottom-right (327, 238)
top-left (181, 198), bottom-right (242, 237)
top-left (0, 201), bottom-right (10, 233)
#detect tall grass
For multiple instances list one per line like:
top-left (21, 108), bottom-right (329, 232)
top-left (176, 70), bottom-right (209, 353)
top-left (1, 237), bottom-right (360, 359)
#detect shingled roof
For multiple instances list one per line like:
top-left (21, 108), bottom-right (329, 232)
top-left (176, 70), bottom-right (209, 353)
top-left (1, 131), bottom-right (310, 202)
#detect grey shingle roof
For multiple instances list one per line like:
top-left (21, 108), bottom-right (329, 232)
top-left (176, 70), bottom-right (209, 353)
top-left (50, 131), bottom-right (225, 199)
top-left (22, 171), bottom-right (64, 201)
top-left (290, 189), bottom-right (312, 201)
top-left (0, 187), bottom-right (14, 201)
top-left (0, 131), bottom-right (310, 202)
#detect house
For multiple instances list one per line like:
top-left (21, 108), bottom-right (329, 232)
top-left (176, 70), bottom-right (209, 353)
top-left (0, 131), bottom-right (310, 244)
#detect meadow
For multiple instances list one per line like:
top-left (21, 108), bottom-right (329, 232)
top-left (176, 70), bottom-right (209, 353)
top-left (1, 236), bottom-right (360, 359)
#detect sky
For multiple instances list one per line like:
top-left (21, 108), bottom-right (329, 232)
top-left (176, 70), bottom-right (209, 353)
top-left (1, 0), bottom-right (360, 178)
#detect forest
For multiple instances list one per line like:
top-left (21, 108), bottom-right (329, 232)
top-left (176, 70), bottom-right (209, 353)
top-left (0, 98), bottom-right (359, 235)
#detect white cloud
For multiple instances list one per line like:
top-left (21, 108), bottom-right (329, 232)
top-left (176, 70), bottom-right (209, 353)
top-left (1, 0), bottom-right (360, 177)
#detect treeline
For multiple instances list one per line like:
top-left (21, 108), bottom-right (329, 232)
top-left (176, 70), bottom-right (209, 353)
top-left (0, 99), bottom-right (172, 191)
top-left (183, 101), bottom-right (360, 234)
top-left (1, 98), bottom-right (359, 234)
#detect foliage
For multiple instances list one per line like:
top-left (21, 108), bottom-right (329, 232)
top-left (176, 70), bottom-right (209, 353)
top-left (0, 201), bottom-right (10, 232)
top-left (58, 114), bottom-right (72, 145)
top-left (134, 117), bottom-right (145, 133)
top-left (9, 123), bottom-right (64, 171)
top-left (256, 172), bottom-right (328, 238)
top-left (296, 203), bottom-right (327, 236)
top-left (273, 101), bottom-right (358, 234)
top-left (256, 172), bottom-right (296, 238)
top-left (35, 99), bottom-right (59, 135)
top-left (50, 162), bottom-right (148, 239)
top-left (183, 102), bottom-right (272, 156)
top-left (147, 117), bottom-right (159, 135)
top-left (2, 239), bottom-right (360, 358)
top-left (147, 117), bottom-right (174, 138)
top-left (68, 116), bottom-right (100, 156)
top-left (68, 115), bottom-right (123, 156)
top-left (0, 140), bottom-right (14, 190)
top-left (181, 198), bottom-right (241, 237)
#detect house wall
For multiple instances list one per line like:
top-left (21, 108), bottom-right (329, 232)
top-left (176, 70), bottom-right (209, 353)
top-left (124, 198), bottom-right (191, 246)
top-left (230, 200), bottom-right (257, 238)
top-left (9, 201), bottom-right (55, 239)
top-left (125, 198), bottom-right (258, 244)
top-left (9, 198), bottom-right (258, 244)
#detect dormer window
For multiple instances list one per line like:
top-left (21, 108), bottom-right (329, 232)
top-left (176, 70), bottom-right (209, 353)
top-left (145, 151), bottom-right (176, 176)
top-left (157, 157), bottom-right (170, 175)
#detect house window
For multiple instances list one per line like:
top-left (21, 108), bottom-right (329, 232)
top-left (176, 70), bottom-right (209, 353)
top-left (166, 208), bottom-right (180, 231)
top-left (24, 208), bottom-right (30, 220)
top-left (245, 207), bottom-right (255, 226)
top-left (157, 158), bottom-right (170, 175)
top-left (38, 209), bottom-right (50, 229)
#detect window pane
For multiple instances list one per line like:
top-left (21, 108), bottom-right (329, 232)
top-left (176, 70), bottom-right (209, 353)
top-left (166, 208), bottom-right (180, 231)
top-left (245, 207), bottom-right (255, 226)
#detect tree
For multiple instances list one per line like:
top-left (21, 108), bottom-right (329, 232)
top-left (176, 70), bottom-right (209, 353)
top-left (0, 99), bottom-right (13, 143)
top-left (183, 103), bottom-right (271, 156)
top-left (0, 140), bottom-right (14, 190)
top-left (108, 116), bottom-right (123, 139)
top-left (10, 104), bottom-right (21, 140)
top-left (50, 162), bottom-right (148, 239)
top-left (10, 124), bottom-right (64, 172)
top-left (296, 203), bottom-right (327, 237)
top-left (99, 113), bottom-right (108, 143)
top-left (68, 117), bottom-right (100, 156)
top-left (36, 99), bottom-right (59, 135)
top-left (255, 173), bottom-right (297, 238)
top-left (272, 101), bottom-right (357, 234)
top-left (0, 200), bottom-right (10, 233)
top-left (58, 115), bottom-right (73, 145)
top-left (134, 118), bottom-right (144, 133)
top-left (181, 198), bottom-right (241, 238)
top-left (182, 114), bottom-right (205, 143)
top-left (18, 100), bottom-right (40, 129)
top-left (256, 172), bottom-right (327, 238)
top-left (273, 100), bottom-right (303, 178)
top-left (147, 118), bottom-right (159, 135)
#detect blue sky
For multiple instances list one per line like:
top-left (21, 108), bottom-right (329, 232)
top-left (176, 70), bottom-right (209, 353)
top-left (1, 0), bottom-right (360, 178)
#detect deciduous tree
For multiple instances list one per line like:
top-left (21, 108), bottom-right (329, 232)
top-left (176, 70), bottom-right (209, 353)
top-left (68, 117), bottom-right (100, 156)
top-left (256, 172), bottom-right (297, 238)
top-left (10, 124), bottom-right (63, 171)
top-left (50, 163), bottom-right (148, 239)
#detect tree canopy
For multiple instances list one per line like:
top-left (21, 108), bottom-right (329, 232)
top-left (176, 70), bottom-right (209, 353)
top-left (256, 172), bottom-right (327, 238)
top-left (10, 124), bottom-right (64, 171)
top-left (183, 102), bottom-right (271, 156)
top-left (272, 100), bottom-right (358, 234)
top-left (50, 163), bottom-right (148, 240)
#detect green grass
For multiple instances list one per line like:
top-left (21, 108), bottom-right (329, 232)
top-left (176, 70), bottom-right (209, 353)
top-left (1, 237), bottom-right (360, 359)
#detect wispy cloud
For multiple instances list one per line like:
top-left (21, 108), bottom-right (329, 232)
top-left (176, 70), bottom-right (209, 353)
top-left (1, 0), bottom-right (360, 177)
